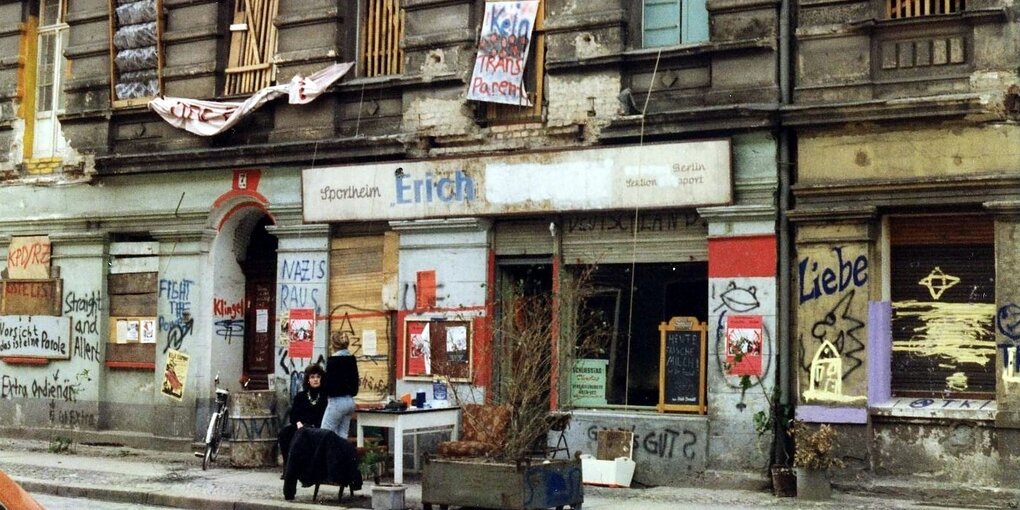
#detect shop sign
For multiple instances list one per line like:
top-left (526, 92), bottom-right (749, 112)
top-left (303, 140), bottom-right (732, 222)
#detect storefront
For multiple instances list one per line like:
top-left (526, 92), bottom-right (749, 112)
top-left (303, 134), bottom-right (780, 484)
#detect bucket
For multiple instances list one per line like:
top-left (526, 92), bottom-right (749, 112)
top-left (229, 390), bottom-right (278, 467)
top-left (372, 484), bottom-right (406, 510)
top-left (771, 465), bottom-right (796, 497)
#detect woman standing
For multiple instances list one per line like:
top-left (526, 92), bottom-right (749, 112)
top-left (278, 363), bottom-right (327, 465)
top-left (321, 334), bottom-right (359, 438)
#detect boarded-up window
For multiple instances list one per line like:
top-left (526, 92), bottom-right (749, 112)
top-left (888, 0), bottom-right (964, 19)
top-left (109, 0), bottom-right (163, 107)
top-left (106, 242), bottom-right (159, 369)
top-left (360, 0), bottom-right (405, 78)
top-left (329, 232), bottom-right (398, 401)
top-left (225, 0), bottom-right (279, 95)
top-left (890, 215), bottom-right (995, 397)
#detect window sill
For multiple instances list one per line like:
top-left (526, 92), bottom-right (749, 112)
top-left (1, 357), bottom-right (50, 365)
top-left (870, 397), bottom-right (996, 421)
top-left (105, 361), bottom-right (156, 370)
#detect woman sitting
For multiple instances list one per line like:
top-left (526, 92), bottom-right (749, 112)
top-left (278, 363), bottom-right (327, 469)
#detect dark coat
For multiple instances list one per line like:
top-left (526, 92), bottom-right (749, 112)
top-left (289, 390), bottom-right (326, 427)
top-left (278, 390), bottom-right (327, 463)
top-left (282, 427), bottom-right (363, 500)
top-left (324, 354), bottom-right (359, 398)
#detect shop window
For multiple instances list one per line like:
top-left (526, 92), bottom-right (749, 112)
top-left (889, 215), bottom-right (995, 398)
top-left (359, 0), bottom-right (405, 78)
top-left (887, 0), bottom-right (964, 19)
top-left (483, 0), bottom-right (545, 124)
top-left (109, 0), bottom-right (163, 107)
top-left (570, 262), bottom-right (707, 407)
top-left (638, 0), bottom-right (708, 48)
top-left (224, 0), bottom-right (279, 95)
top-left (106, 241), bottom-right (159, 369)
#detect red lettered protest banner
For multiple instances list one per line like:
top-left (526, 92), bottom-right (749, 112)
top-left (467, 1), bottom-right (538, 106)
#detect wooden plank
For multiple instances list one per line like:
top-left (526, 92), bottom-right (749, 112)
top-left (108, 272), bottom-right (157, 295)
top-left (110, 293), bottom-right (157, 317)
top-left (106, 342), bottom-right (156, 364)
top-left (225, 62), bottom-right (272, 74)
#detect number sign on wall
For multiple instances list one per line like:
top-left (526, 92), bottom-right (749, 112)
top-left (658, 316), bottom-right (708, 414)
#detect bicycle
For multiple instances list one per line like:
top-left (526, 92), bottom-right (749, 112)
top-left (196, 375), bottom-right (230, 470)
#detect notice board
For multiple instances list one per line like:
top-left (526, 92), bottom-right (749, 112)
top-left (658, 316), bottom-right (707, 414)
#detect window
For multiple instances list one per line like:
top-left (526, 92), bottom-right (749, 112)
top-left (29, 0), bottom-right (70, 165)
top-left (571, 262), bottom-right (708, 407)
top-left (225, 0), bottom-right (279, 95)
top-left (105, 241), bottom-right (159, 369)
top-left (109, 0), bottom-right (163, 107)
top-left (359, 0), bottom-right (405, 77)
top-left (641, 0), bottom-right (708, 48)
top-left (887, 0), bottom-right (964, 19)
top-left (889, 216), bottom-right (995, 398)
top-left (484, 0), bottom-right (545, 123)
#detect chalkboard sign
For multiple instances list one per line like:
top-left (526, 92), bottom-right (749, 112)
top-left (658, 316), bottom-right (707, 414)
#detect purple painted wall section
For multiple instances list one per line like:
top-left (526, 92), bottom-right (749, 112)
top-left (868, 300), bottom-right (892, 404)
top-left (795, 405), bottom-right (867, 423)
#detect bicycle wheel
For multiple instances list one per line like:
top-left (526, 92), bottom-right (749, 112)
top-left (209, 414), bottom-right (223, 461)
top-left (202, 444), bottom-right (213, 470)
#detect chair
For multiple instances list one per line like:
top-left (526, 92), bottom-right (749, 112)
top-left (436, 403), bottom-right (511, 458)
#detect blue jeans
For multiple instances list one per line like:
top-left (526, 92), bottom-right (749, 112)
top-left (321, 395), bottom-right (355, 439)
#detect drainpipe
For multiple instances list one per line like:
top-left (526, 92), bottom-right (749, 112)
top-left (776, 0), bottom-right (794, 467)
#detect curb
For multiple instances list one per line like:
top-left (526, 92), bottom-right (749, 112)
top-left (15, 476), bottom-right (331, 510)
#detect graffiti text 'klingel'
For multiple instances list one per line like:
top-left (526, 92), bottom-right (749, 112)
top-left (798, 247), bottom-right (868, 304)
top-left (395, 170), bottom-right (476, 204)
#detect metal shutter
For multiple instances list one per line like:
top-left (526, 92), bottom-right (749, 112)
top-left (889, 215), bottom-right (995, 397)
top-left (493, 219), bottom-right (555, 257)
top-left (561, 210), bottom-right (707, 265)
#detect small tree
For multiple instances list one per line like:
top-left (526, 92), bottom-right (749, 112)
top-left (445, 266), bottom-right (610, 462)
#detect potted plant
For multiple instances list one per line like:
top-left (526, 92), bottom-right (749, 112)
top-left (421, 270), bottom-right (606, 510)
top-left (790, 421), bottom-right (844, 500)
top-left (730, 354), bottom-right (794, 497)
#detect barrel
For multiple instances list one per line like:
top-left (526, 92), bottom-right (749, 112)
top-left (229, 390), bottom-right (279, 467)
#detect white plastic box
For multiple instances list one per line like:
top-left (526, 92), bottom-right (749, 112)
top-left (580, 455), bottom-right (636, 487)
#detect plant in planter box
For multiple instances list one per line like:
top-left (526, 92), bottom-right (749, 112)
top-left (422, 268), bottom-right (608, 510)
top-left (790, 421), bottom-right (844, 500)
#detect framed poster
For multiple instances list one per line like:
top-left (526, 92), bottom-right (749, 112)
top-left (404, 317), bottom-right (472, 381)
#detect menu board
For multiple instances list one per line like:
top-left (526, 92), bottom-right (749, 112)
top-left (658, 316), bottom-right (707, 414)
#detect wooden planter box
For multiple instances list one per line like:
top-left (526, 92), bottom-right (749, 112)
top-left (422, 457), bottom-right (583, 510)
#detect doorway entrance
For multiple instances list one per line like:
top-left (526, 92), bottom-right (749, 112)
top-left (242, 216), bottom-right (277, 389)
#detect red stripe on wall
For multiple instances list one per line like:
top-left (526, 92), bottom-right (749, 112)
top-left (708, 235), bottom-right (777, 277)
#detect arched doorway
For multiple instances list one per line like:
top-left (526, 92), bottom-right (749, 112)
top-left (241, 215), bottom-right (277, 389)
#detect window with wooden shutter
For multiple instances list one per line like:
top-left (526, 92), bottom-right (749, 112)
top-left (640, 0), bottom-right (709, 48)
top-left (225, 0), bottom-right (279, 96)
top-left (484, 0), bottom-right (545, 124)
top-left (889, 215), bottom-right (995, 398)
top-left (360, 0), bottom-right (405, 78)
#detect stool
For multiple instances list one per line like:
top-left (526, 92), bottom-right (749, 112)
top-left (545, 412), bottom-right (572, 459)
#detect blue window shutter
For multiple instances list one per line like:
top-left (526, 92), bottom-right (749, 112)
top-left (643, 0), bottom-right (681, 47)
top-left (681, 0), bottom-right (709, 44)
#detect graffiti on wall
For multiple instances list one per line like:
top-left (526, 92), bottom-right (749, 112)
top-left (1, 369), bottom-right (90, 402)
top-left (212, 297), bottom-right (244, 344)
top-left (278, 256), bottom-right (326, 317)
top-left (66, 291), bottom-right (102, 362)
top-left (711, 280), bottom-right (772, 388)
top-left (892, 264), bottom-right (995, 393)
top-left (159, 278), bottom-right (194, 354)
top-left (584, 424), bottom-right (701, 460)
top-left (798, 246), bottom-right (868, 404)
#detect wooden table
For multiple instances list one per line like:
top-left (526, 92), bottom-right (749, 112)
top-left (355, 406), bottom-right (460, 485)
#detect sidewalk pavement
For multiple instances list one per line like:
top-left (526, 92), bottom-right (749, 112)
top-left (0, 437), bottom-right (1014, 510)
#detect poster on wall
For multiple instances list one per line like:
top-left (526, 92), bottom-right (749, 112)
top-left (466, 1), bottom-right (539, 106)
top-left (288, 308), bottom-right (314, 359)
top-left (161, 349), bottom-right (190, 401)
top-left (0, 315), bottom-right (71, 359)
top-left (7, 236), bottom-right (51, 279)
top-left (406, 321), bottom-right (431, 376)
top-left (570, 358), bottom-right (608, 406)
top-left (724, 315), bottom-right (763, 376)
top-left (141, 319), bottom-right (157, 343)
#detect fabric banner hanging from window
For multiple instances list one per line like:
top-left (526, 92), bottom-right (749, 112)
top-left (147, 62), bottom-right (353, 136)
top-left (467, 1), bottom-right (539, 106)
